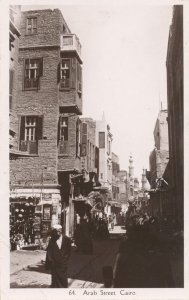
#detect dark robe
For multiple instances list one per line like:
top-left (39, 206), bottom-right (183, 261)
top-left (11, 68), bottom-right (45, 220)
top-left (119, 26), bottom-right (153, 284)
top-left (114, 239), bottom-right (174, 288)
top-left (46, 235), bottom-right (71, 288)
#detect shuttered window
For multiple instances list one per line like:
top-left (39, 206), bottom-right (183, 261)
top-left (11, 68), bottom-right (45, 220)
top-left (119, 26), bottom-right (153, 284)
top-left (59, 117), bottom-right (68, 141)
top-left (19, 115), bottom-right (43, 154)
top-left (95, 147), bottom-right (99, 169)
top-left (99, 132), bottom-right (105, 148)
top-left (24, 58), bottom-right (43, 90)
top-left (58, 58), bottom-right (78, 91)
top-left (60, 59), bottom-right (70, 89)
top-left (76, 118), bottom-right (81, 157)
top-left (77, 62), bottom-right (82, 93)
top-left (81, 122), bottom-right (87, 157)
top-left (26, 17), bottom-right (37, 34)
top-left (58, 116), bottom-right (69, 155)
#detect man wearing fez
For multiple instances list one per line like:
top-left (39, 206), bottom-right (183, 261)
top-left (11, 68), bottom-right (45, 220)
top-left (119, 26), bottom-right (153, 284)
top-left (46, 224), bottom-right (72, 288)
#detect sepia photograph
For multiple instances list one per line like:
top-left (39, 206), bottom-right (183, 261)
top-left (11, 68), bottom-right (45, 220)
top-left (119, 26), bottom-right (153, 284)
top-left (0, 0), bottom-right (188, 299)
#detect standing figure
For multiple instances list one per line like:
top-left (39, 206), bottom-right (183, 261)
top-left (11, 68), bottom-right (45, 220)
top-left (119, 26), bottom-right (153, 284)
top-left (46, 225), bottom-right (72, 288)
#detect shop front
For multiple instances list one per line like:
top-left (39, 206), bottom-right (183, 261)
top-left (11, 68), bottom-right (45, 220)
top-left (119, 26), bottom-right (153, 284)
top-left (10, 196), bottom-right (41, 250)
top-left (10, 188), bottom-right (61, 250)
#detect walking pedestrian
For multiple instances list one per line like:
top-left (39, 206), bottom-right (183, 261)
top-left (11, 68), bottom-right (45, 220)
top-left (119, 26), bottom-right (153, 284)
top-left (45, 224), bottom-right (72, 288)
top-left (74, 219), bottom-right (93, 254)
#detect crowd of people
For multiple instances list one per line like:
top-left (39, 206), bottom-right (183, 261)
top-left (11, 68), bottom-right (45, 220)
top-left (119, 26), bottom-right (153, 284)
top-left (73, 216), bottom-right (111, 254)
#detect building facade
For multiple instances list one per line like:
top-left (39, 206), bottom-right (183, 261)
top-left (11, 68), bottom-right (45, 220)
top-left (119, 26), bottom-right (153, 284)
top-left (166, 5), bottom-right (183, 231)
top-left (9, 8), bottom-right (83, 241)
top-left (149, 109), bottom-right (169, 189)
top-left (112, 152), bottom-right (120, 202)
top-left (95, 115), bottom-right (113, 191)
top-left (116, 170), bottom-right (127, 207)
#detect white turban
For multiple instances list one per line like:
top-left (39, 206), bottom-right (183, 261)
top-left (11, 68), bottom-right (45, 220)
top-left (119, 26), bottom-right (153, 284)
top-left (51, 224), bottom-right (62, 230)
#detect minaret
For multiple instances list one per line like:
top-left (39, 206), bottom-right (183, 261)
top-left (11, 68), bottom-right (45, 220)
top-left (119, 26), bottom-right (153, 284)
top-left (128, 156), bottom-right (134, 197)
top-left (129, 155), bottom-right (134, 178)
top-left (141, 168), bottom-right (147, 190)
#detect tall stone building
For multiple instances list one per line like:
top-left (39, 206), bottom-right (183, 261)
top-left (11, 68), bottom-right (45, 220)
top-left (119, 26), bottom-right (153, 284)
top-left (79, 117), bottom-right (99, 187)
top-left (125, 156), bottom-right (140, 202)
top-left (146, 6), bottom-right (183, 238)
top-left (117, 170), bottom-right (127, 206)
top-left (166, 5), bottom-right (183, 232)
top-left (112, 152), bottom-right (120, 202)
top-left (10, 8), bottom-right (83, 238)
top-left (149, 109), bottom-right (169, 188)
top-left (95, 114), bottom-right (113, 191)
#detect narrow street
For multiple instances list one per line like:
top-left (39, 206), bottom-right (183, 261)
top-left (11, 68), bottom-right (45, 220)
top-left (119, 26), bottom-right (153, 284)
top-left (10, 226), bottom-right (125, 288)
top-left (10, 224), bottom-right (183, 288)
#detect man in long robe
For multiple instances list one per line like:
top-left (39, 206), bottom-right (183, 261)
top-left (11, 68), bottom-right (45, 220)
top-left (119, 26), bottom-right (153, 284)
top-left (46, 225), bottom-right (71, 288)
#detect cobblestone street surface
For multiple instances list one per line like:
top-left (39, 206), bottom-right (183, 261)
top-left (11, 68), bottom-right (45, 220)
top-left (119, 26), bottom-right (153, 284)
top-left (10, 226), bottom-right (183, 288)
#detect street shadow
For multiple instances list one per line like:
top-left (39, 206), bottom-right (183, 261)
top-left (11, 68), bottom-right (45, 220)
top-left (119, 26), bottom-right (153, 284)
top-left (24, 262), bottom-right (51, 275)
top-left (12, 255), bottom-right (104, 286)
top-left (11, 239), bottom-right (121, 288)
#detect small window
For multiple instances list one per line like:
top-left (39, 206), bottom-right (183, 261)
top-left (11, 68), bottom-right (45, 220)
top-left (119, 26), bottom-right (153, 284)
top-left (76, 119), bottom-right (81, 157)
top-left (99, 132), bottom-right (105, 148)
top-left (26, 17), bottom-right (37, 34)
top-left (77, 62), bottom-right (82, 94)
top-left (19, 115), bottom-right (43, 154)
top-left (60, 59), bottom-right (70, 89)
top-left (63, 35), bottom-right (73, 46)
top-left (60, 117), bottom-right (68, 141)
top-left (25, 116), bottom-right (37, 141)
top-left (81, 123), bottom-right (88, 157)
top-left (58, 116), bottom-right (69, 155)
top-left (24, 58), bottom-right (43, 90)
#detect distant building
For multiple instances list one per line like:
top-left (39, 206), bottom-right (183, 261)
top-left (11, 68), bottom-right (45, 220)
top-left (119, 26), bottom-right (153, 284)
top-left (117, 170), bottom-right (127, 205)
top-left (95, 114), bottom-right (113, 191)
top-left (149, 109), bottom-right (169, 188)
top-left (80, 117), bottom-right (99, 187)
top-left (125, 156), bottom-right (140, 202)
top-left (112, 152), bottom-right (120, 201)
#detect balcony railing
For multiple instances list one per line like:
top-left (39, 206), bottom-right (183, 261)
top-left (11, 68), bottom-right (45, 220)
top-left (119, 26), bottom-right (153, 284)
top-left (61, 34), bottom-right (82, 61)
top-left (20, 140), bottom-right (38, 154)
